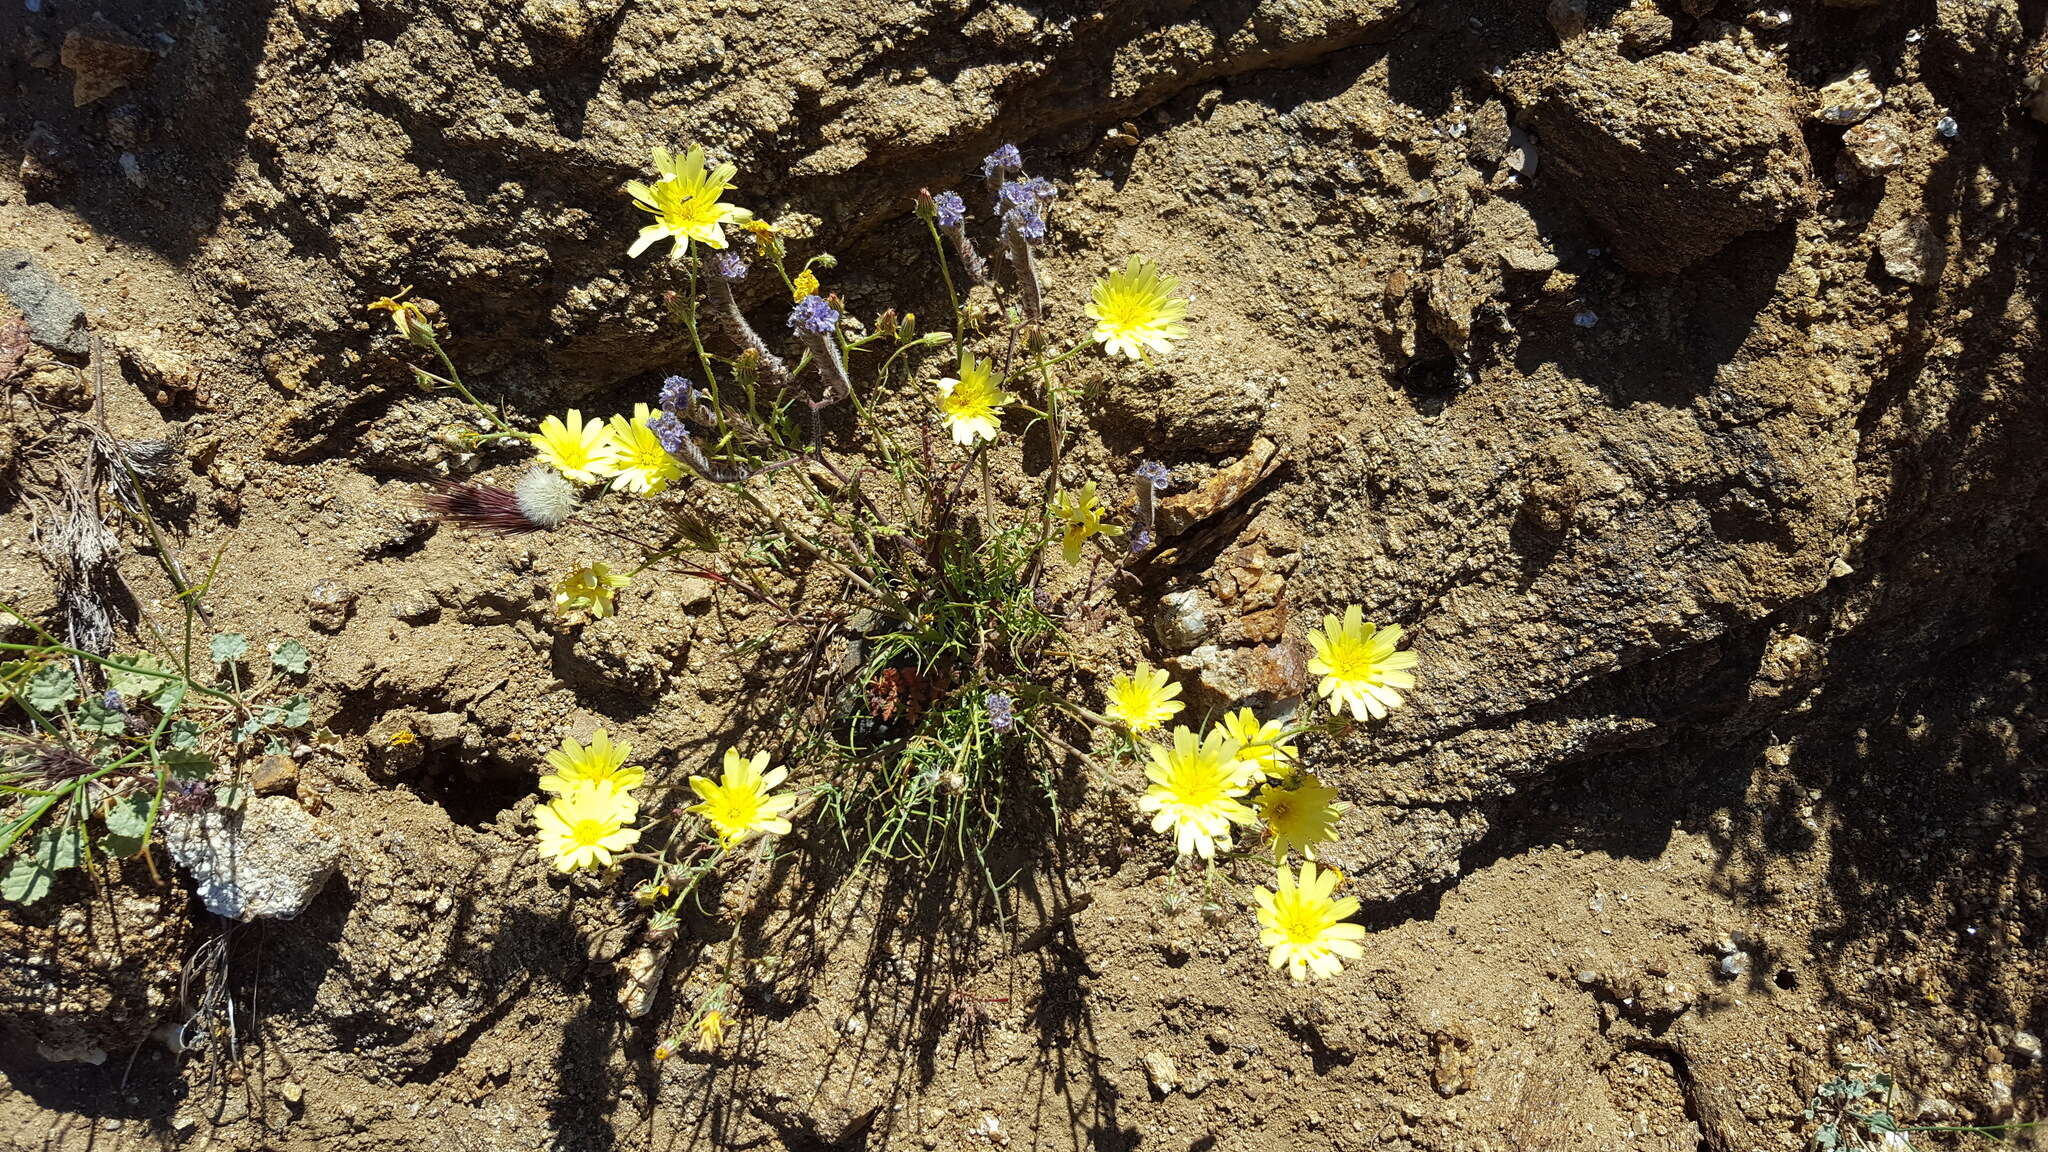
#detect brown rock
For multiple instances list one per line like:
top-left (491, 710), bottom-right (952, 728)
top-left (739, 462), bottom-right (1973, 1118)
top-left (250, 755), bottom-right (299, 797)
top-left (1842, 119), bottom-right (1906, 175)
top-left (1878, 218), bottom-right (1944, 286)
top-left (1156, 438), bottom-right (1283, 537)
top-left (1430, 1024), bottom-right (1477, 1097)
top-left (60, 17), bottom-right (153, 106)
top-left (1166, 638), bottom-right (1311, 711)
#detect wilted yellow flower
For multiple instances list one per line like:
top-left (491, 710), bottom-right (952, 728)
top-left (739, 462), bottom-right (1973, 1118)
top-left (695, 1009), bottom-right (729, 1051)
top-left (1103, 663), bottom-right (1183, 733)
top-left (1220, 708), bottom-right (1298, 779)
top-left (791, 267), bottom-right (819, 301)
top-left (1085, 256), bottom-right (1188, 361)
top-left (1052, 481), bottom-right (1121, 564)
top-left (1137, 725), bottom-right (1257, 859)
top-left (1306, 607), bottom-right (1419, 722)
top-left (534, 783), bottom-right (641, 872)
top-left (626, 145), bottom-right (754, 260)
top-left (1254, 771), bottom-right (1346, 862)
top-left (596, 404), bottom-right (684, 496)
top-left (539, 730), bottom-right (645, 806)
top-left (367, 287), bottom-right (437, 347)
top-left (1255, 861), bottom-right (1366, 981)
top-left (530, 409), bottom-right (612, 484)
top-left (554, 561), bottom-right (630, 619)
top-left (934, 349), bottom-right (1014, 446)
top-left (688, 748), bottom-right (797, 847)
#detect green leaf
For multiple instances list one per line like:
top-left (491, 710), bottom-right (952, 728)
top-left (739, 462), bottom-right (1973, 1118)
top-left (235, 716), bottom-right (268, 743)
top-left (269, 639), bottom-right (311, 676)
top-left (214, 783), bottom-right (247, 811)
top-left (101, 792), bottom-right (154, 857)
top-left (1, 853), bottom-right (54, 905)
top-left (150, 677), bottom-right (187, 713)
top-left (107, 654), bottom-right (172, 698)
top-left (169, 719), bottom-right (204, 751)
top-left (208, 633), bottom-right (249, 664)
top-left (164, 748), bottom-right (214, 782)
top-left (24, 665), bottom-right (77, 712)
top-left (264, 734), bottom-right (289, 756)
top-left (76, 697), bottom-right (127, 735)
top-left (3, 821), bottom-right (84, 902)
top-left (281, 695), bottom-right (310, 729)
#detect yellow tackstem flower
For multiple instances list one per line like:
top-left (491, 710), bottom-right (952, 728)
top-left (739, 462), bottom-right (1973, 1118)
top-left (934, 348), bottom-right (1014, 446)
top-left (688, 748), bottom-right (797, 847)
top-left (554, 561), bottom-right (630, 619)
top-left (1254, 771), bottom-right (1347, 862)
top-left (695, 1009), bottom-right (729, 1052)
top-left (626, 146), bottom-right (754, 260)
top-left (1220, 708), bottom-right (1298, 779)
top-left (597, 403), bottom-right (684, 496)
top-left (530, 409), bottom-right (612, 484)
top-left (1085, 256), bottom-right (1188, 361)
top-left (1306, 607), bottom-right (1419, 722)
top-left (539, 730), bottom-right (645, 808)
top-left (1137, 725), bottom-right (1257, 859)
top-left (1052, 481), bottom-right (1121, 564)
top-left (1256, 861), bottom-right (1367, 981)
top-left (1103, 662), bottom-right (1184, 734)
top-left (534, 782), bottom-right (641, 872)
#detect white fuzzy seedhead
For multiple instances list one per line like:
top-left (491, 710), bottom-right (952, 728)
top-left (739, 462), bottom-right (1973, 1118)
top-left (515, 468), bottom-right (577, 529)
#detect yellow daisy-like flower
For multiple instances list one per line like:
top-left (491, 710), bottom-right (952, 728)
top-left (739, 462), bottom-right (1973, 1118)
top-left (1255, 861), bottom-right (1367, 981)
top-left (1085, 256), bottom-right (1189, 361)
top-left (554, 561), bottom-right (631, 619)
top-left (1052, 481), bottom-right (1122, 564)
top-left (791, 267), bottom-right (819, 301)
top-left (1220, 708), bottom-right (1299, 779)
top-left (596, 403), bottom-right (684, 496)
top-left (533, 783), bottom-right (641, 872)
top-left (626, 145), bottom-right (754, 260)
top-left (1254, 771), bottom-right (1347, 862)
top-left (695, 1009), bottom-right (729, 1052)
top-left (934, 349), bottom-right (1015, 447)
top-left (688, 748), bottom-right (798, 848)
top-left (539, 730), bottom-right (646, 806)
top-left (1306, 607), bottom-right (1420, 722)
top-left (1103, 662), bottom-right (1184, 734)
top-left (529, 409), bottom-right (612, 484)
top-left (1136, 725), bottom-right (1257, 859)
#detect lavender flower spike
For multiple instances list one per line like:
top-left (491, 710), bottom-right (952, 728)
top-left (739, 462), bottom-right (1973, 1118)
top-left (1136, 460), bottom-right (1171, 491)
top-left (789, 294), bottom-right (851, 401)
top-left (981, 144), bottom-right (1022, 180)
top-left (660, 375), bottom-right (695, 416)
top-left (985, 691), bottom-right (1016, 734)
top-left (932, 190), bottom-right (988, 285)
top-left (703, 253), bottom-right (788, 383)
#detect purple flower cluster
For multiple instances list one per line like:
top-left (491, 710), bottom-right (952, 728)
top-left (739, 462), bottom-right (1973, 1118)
top-left (650, 412), bottom-right (690, 456)
top-left (985, 691), bottom-right (1016, 734)
top-left (710, 250), bottom-right (748, 281)
top-left (660, 375), bottom-right (694, 415)
top-left (1135, 460), bottom-right (1172, 491)
top-left (981, 143), bottom-right (1021, 179)
top-left (101, 689), bottom-right (125, 711)
top-left (997, 176), bottom-right (1056, 244)
top-left (1130, 527), bottom-right (1154, 554)
top-left (933, 190), bottom-right (967, 230)
top-left (789, 294), bottom-right (840, 335)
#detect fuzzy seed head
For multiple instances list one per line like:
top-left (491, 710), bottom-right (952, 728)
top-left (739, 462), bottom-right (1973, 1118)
top-left (514, 468), bottom-right (577, 529)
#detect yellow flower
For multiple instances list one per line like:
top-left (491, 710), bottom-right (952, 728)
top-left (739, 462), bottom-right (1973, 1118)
top-left (1103, 663), bottom-right (1183, 733)
top-left (1254, 771), bottom-right (1347, 862)
top-left (626, 145), bottom-right (754, 259)
top-left (539, 730), bottom-right (645, 806)
top-left (596, 404), bottom-right (684, 496)
top-left (388, 729), bottom-right (417, 747)
top-left (791, 267), bottom-right (819, 301)
top-left (688, 748), bottom-right (798, 847)
top-left (1255, 861), bottom-right (1367, 981)
top-left (529, 409), bottom-right (612, 484)
top-left (1306, 607), bottom-right (1420, 722)
top-left (554, 561), bottom-right (631, 619)
top-left (695, 1009), bottom-right (729, 1052)
top-left (533, 783), bottom-right (641, 872)
top-left (934, 349), bottom-right (1014, 446)
top-left (1137, 725), bottom-right (1257, 859)
top-left (1085, 256), bottom-right (1188, 361)
top-left (367, 287), bottom-right (436, 347)
top-left (1220, 708), bottom-right (1298, 779)
top-left (1052, 481), bottom-right (1121, 564)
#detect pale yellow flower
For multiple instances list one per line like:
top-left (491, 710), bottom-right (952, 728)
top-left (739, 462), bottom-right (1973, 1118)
top-left (596, 403), bottom-right (684, 496)
top-left (1255, 861), bottom-right (1367, 981)
top-left (627, 146), bottom-right (754, 259)
top-left (529, 409), bottom-right (612, 484)
top-left (1103, 663), bottom-right (1183, 733)
top-left (1136, 725), bottom-right (1257, 859)
top-left (1254, 771), bottom-right (1347, 862)
top-left (539, 730), bottom-right (645, 809)
top-left (534, 783), bottom-right (641, 872)
top-left (688, 748), bottom-right (797, 847)
top-left (1306, 607), bottom-right (1419, 721)
top-left (695, 1009), bottom-right (729, 1052)
top-left (1220, 708), bottom-right (1298, 779)
top-left (1085, 256), bottom-right (1188, 361)
top-left (554, 561), bottom-right (630, 619)
top-left (934, 348), bottom-right (1014, 446)
top-left (1052, 481), bottom-right (1121, 565)
top-left (367, 287), bottom-right (435, 347)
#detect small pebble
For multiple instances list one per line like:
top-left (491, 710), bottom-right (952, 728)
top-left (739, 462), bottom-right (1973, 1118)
top-left (1937, 115), bottom-right (1958, 138)
top-left (1573, 311), bottom-right (1598, 328)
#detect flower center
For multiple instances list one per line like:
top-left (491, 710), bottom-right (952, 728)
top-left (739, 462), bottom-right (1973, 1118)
top-left (567, 816), bottom-right (612, 846)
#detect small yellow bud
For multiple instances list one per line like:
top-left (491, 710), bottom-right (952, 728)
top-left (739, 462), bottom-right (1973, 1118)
top-left (791, 268), bottom-right (819, 301)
